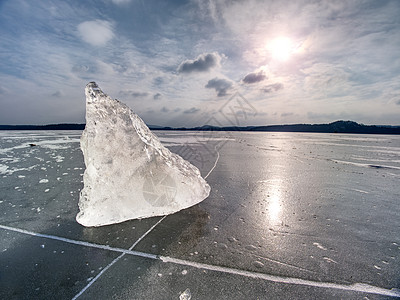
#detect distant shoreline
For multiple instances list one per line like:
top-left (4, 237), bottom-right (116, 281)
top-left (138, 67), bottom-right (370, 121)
top-left (0, 124), bottom-right (86, 131)
top-left (0, 120), bottom-right (399, 134)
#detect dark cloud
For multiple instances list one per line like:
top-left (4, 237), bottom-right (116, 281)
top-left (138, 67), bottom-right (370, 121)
top-left (119, 90), bottom-right (149, 98)
top-left (242, 70), bottom-right (267, 84)
top-left (153, 93), bottom-right (162, 100)
top-left (178, 52), bottom-right (221, 73)
top-left (51, 90), bottom-right (63, 97)
top-left (153, 77), bottom-right (164, 86)
top-left (205, 77), bottom-right (233, 97)
top-left (131, 91), bottom-right (149, 98)
top-left (161, 106), bottom-right (169, 113)
top-left (184, 107), bottom-right (200, 114)
top-left (262, 83), bottom-right (284, 93)
top-left (396, 99), bottom-right (400, 105)
top-left (146, 109), bottom-right (155, 114)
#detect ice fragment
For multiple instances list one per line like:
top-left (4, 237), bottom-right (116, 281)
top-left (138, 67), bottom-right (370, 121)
top-left (76, 82), bottom-right (210, 227)
top-left (180, 288), bottom-right (191, 300)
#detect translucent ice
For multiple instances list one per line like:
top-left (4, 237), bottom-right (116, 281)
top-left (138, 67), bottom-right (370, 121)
top-left (76, 82), bottom-right (210, 227)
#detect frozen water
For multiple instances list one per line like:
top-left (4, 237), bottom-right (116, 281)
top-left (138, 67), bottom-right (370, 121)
top-left (76, 82), bottom-right (210, 227)
top-left (1, 129), bottom-right (400, 298)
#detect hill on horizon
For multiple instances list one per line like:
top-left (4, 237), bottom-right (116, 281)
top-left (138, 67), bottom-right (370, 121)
top-left (0, 120), bottom-right (399, 134)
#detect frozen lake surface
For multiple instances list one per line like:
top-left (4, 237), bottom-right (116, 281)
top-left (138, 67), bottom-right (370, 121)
top-left (0, 130), bottom-right (399, 299)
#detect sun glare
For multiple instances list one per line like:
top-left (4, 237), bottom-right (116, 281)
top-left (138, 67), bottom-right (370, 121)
top-left (268, 37), bottom-right (293, 61)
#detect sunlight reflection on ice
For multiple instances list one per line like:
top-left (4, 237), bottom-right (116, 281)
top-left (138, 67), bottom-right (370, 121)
top-left (266, 179), bottom-right (283, 225)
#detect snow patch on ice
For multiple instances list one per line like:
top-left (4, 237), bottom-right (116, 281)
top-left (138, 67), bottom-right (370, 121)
top-left (0, 164), bottom-right (9, 174)
top-left (323, 257), bottom-right (337, 264)
top-left (179, 288), bottom-right (191, 300)
top-left (54, 155), bottom-right (64, 162)
top-left (313, 242), bottom-right (327, 251)
top-left (0, 164), bottom-right (37, 175)
top-left (0, 137), bottom-right (80, 154)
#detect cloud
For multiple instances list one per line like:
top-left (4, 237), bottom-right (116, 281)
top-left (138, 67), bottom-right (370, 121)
top-left (153, 77), bottom-right (164, 86)
top-left (131, 92), bottom-right (149, 98)
top-left (145, 109), bottom-right (155, 115)
top-left (242, 70), bottom-right (267, 84)
top-left (111, 0), bottom-right (131, 5)
top-left (51, 90), bottom-right (63, 97)
top-left (72, 64), bottom-right (91, 74)
top-left (302, 63), bottom-right (351, 97)
top-left (178, 52), bottom-right (221, 73)
top-left (184, 107), bottom-right (200, 114)
top-left (119, 90), bottom-right (149, 98)
top-left (77, 20), bottom-right (114, 46)
top-left (281, 112), bottom-right (294, 117)
top-left (205, 77), bottom-right (233, 97)
top-left (307, 111), bottom-right (353, 122)
top-left (0, 86), bottom-right (8, 94)
top-left (1, 0), bottom-right (399, 127)
top-left (161, 106), bottom-right (169, 113)
top-left (262, 83), bottom-right (284, 93)
top-left (153, 93), bottom-right (162, 100)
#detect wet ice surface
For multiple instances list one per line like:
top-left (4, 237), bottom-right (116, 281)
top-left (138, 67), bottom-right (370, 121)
top-left (1, 130), bottom-right (399, 299)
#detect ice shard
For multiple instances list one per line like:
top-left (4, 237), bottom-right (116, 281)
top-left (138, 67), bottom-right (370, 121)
top-left (76, 82), bottom-right (210, 227)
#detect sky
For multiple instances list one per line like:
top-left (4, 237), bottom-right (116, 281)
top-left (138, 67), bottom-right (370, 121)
top-left (0, 0), bottom-right (400, 127)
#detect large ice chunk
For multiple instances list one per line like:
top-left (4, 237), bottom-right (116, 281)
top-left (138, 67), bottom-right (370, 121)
top-left (77, 82), bottom-right (210, 227)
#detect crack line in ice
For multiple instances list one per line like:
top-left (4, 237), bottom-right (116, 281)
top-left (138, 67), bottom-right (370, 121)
top-left (0, 224), bottom-right (157, 259)
top-left (1, 224), bottom-right (399, 298)
top-left (330, 159), bottom-right (400, 170)
top-left (252, 253), bottom-right (318, 274)
top-left (72, 251), bottom-right (126, 299)
top-left (71, 215), bottom-right (167, 299)
top-left (160, 256), bottom-right (400, 297)
top-left (204, 148), bottom-right (220, 180)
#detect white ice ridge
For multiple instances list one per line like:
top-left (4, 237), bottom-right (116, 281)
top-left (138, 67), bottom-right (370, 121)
top-left (76, 82), bottom-right (210, 227)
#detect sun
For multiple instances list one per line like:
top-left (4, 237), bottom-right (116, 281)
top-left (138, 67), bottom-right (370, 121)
top-left (268, 37), bottom-right (293, 61)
